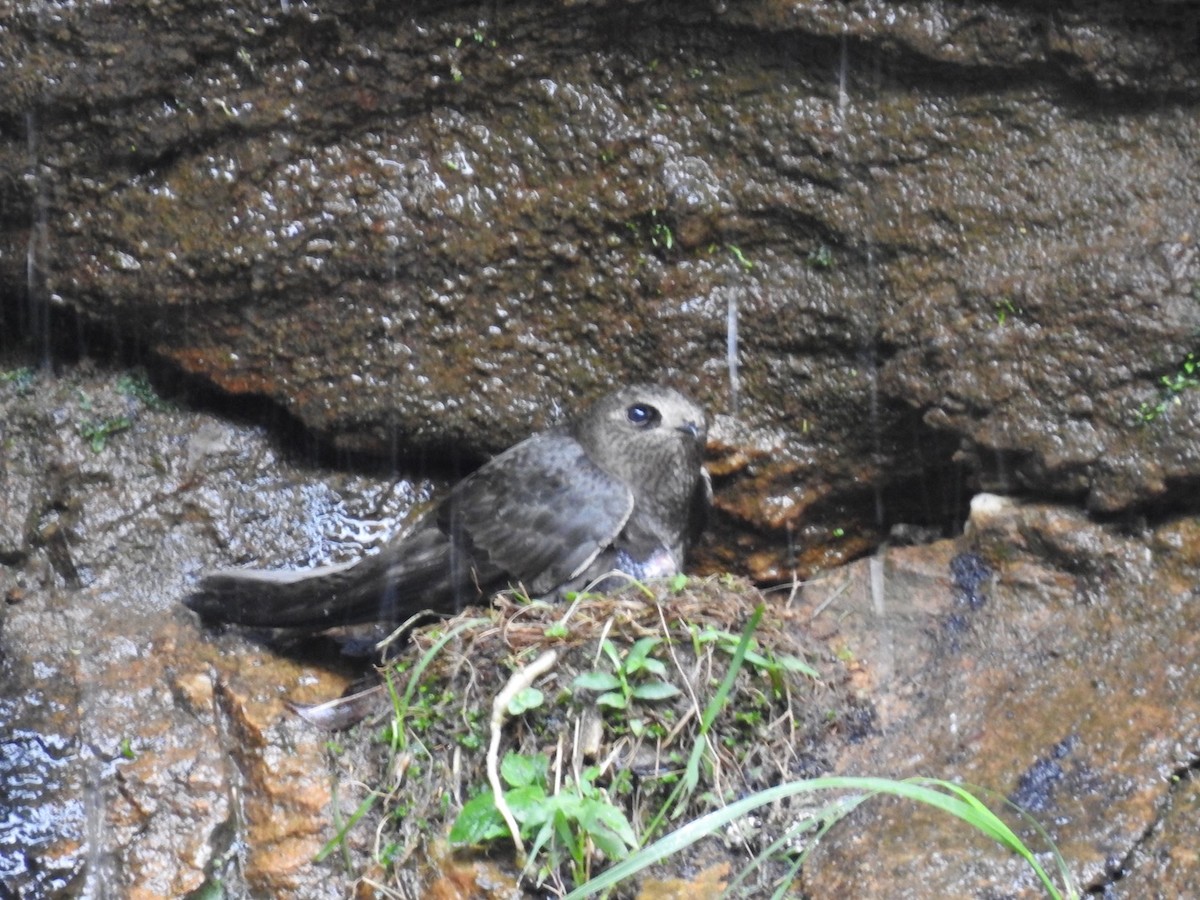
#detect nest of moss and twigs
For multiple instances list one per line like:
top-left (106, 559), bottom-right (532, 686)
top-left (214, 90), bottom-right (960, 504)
top-left (336, 574), bottom-right (872, 899)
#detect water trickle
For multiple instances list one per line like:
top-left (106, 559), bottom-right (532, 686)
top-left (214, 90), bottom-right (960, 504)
top-left (866, 240), bottom-right (886, 532)
top-left (0, 721), bottom-right (82, 894)
top-left (837, 33), bottom-right (887, 532)
top-left (836, 32), bottom-right (850, 127)
top-left (24, 110), bottom-right (50, 367)
top-left (868, 553), bottom-right (892, 717)
top-left (726, 290), bottom-right (739, 416)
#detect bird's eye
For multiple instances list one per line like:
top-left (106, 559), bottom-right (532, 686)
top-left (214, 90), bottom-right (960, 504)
top-left (626, 403), bottom-right (661, 428)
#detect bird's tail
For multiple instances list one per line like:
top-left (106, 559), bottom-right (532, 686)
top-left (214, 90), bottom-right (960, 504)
top-left (185, 555), bottom-right (399, 629)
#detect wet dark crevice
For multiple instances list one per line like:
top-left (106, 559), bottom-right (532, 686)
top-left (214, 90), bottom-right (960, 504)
top-left (0, 298), bottom-right (491, 480)
top-left (698, 403), bottom-right (980, 584)
top-left (1101, 475), bottom-right (1200, 530)
top-left (1082, 759), bottom-right (1200, 896)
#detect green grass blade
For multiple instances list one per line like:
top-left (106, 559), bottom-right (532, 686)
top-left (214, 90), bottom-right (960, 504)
top-left (314, 791), bottom-right (378, 863)
top-left (671, 604), bottom-right (764, 817)
top-left (399, 616), bottom-right (490, 714)
top-left (566, 775), bottom-right (1073, 900)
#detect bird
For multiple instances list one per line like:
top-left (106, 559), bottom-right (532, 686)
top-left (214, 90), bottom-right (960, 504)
top-left (185, 384), bottom-right (710, 631)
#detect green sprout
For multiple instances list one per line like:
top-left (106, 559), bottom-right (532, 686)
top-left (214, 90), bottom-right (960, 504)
top-left (573, 637), bottom-right (681, 711)
top-left (625, 210), bottom-right (675, 257)
top-left (994, 297), bottom-right (1020, 326)
top-left (79, 416), bottom-right (132, 453)
top-left (1139, 352), bottom-right (1200, 423)
top-left (688, 624), bottom-right (819, 684)
top-left (649, 219), bottom-right (674, 251)
top-left (1, 367), bottom-right (36, 393)
top-left (728, 244), bottom-right (754, 271)
top-left (806, 245), bottom-right (834, 269)
top-left (451, 753), bottom-right (638, 887)
top-left (117, 371), bottom-right (171, 410)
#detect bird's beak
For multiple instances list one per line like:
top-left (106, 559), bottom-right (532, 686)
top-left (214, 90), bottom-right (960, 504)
top-left (677, 421), bottom-right (704, 441)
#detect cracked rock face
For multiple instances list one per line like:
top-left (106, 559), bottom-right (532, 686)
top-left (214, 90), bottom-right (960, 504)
top-left (0, 364), bottom-right (383, 897)
top-left (2, 1), bottom-right (1200, 579)
top-left (797, 501), bottom-right (1200, 897)
top-left (4, 365), bottom-right (1200, 897)
top-left (4, 0), bottom-right (1200, 895)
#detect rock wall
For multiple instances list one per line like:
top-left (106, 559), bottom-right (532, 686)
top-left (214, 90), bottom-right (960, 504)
top-left (3, 1), bottom-right (1199, 578)
top-left (4, 4), bottom-right (1200, 895)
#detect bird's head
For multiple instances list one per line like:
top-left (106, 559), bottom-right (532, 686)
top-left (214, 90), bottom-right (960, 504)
top-left (572, 384), bottom-right (708, 487)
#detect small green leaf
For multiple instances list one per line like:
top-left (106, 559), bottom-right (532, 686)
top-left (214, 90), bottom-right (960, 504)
top-left (504, 784), bottom-right (550, 823)
top-left (580, 799), bottom-right (638, 856)
top-left (448, 792), bottom-right (506, 845)
top-left (592, 800), bottom-right (638, 849)
top-left (501, 752), bottom-right (547, 789)
top-left (601, 639), bottom-right (622, 668)
top-left (79, 416), bottom-right (132, 452)
top-left (187, 879), bottom-right (225, 900)
top-left (638, 656), bottom-right (668, 678)
top-left (741, 648), bottom-right (772, 669)
top-left (552, 791), bottom-right (586, 820)
top-left (630, 681), bottom-right (681, 701)
top-left (574, 671), bottom-right (622, 692)
top-left (552, 809), bottom-right (581, 857)
top-left (596, 691), bottom-right (627, 709)
top-left (773, 653), bottom-right (821, 678)
top-left (669, 573), bottom-right (688, 592)
top-left (692, 626), bottom-right (726, 645)
top-left (527, 818), bottom-right (556, 867)
top-left (584, 821), bottom-right (628, 859)
top-left (625, 636), bottom-right (662, 671)
top-left (506, 686), bottom-right (544, 715)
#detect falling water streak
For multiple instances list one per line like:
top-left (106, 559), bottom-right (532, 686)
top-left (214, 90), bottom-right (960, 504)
top-left (868, 243), bottom-right (886, 531)
top-left (843, 32), bottom-right (892, 696)
top-left (81, 750), bottom-right (111, 900)
top-left (837, 32), bottom-right (850, 126)
top-left (869, 553), bottom-right (892, 726)
top-left (847, 37), bottom-right (887, 532)
top-left (726, 290), bottom-right (739, 417)
top-left (25, 110), bottom-right (51, 366)
top-left (993, 448), bottom-right (1010, 493)
top-left (212, 662), bottom-right (251, 896)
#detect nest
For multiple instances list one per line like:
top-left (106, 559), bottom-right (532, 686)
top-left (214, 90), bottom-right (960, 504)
top-left (343, 576), bottom-right (868, 899)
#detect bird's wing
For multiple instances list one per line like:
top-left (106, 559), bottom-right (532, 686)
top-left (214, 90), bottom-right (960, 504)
top-left (437, 430), bottom-right (634, 596)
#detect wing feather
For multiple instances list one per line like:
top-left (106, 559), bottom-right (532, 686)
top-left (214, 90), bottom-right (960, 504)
top-left (437, 430), bottom-right (634, 595)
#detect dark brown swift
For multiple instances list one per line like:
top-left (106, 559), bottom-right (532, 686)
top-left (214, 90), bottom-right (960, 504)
top-left (185, 385), bottom-right (709, 630)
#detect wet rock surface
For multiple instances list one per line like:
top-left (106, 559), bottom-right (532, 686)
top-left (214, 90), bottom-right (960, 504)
top-left (2, 1), bottom-right (1200, 578)
top-left (2, 359), bottom-right (1200, 897)
top-left (797, 498), bottom-right (1200, 897)
top-left (0, 360), bottom-right (403, 897)
top-left (3, 0), bottom-right (1200, 896)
